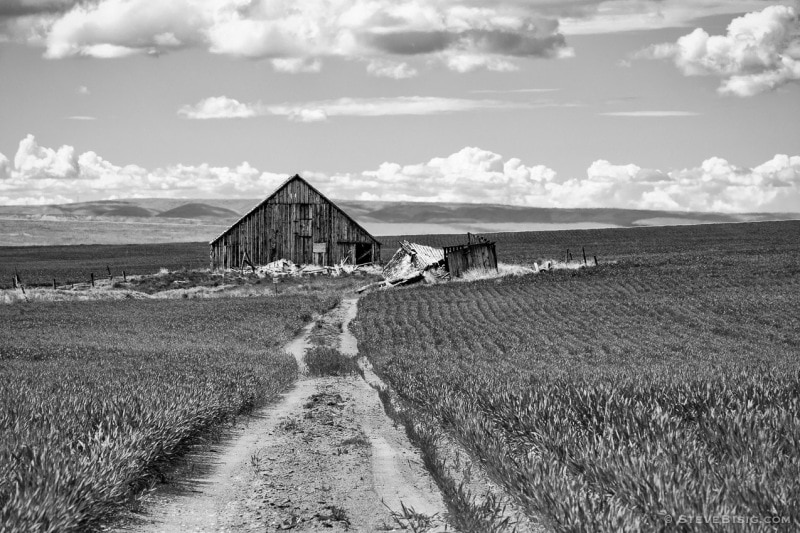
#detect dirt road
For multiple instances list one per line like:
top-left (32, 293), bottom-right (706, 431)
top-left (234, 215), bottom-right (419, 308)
top-left (120, 297), bottom-right (450, 532)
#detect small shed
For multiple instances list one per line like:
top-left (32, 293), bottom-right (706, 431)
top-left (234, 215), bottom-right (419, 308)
top-left (210, 174), bottom-right (381, 270)
top-left (443, 233), bottom-right (497, 278)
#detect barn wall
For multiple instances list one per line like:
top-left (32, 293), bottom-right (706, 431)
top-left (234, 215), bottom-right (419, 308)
top-left (210, 177), bottom-right (380, 269)
top-left (444, 242), bottom-right (497, 277)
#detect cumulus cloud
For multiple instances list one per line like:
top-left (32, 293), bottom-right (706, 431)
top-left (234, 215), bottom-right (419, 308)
top-left (0, 0), bottom-right (573, 74)
top-left (301, 150), bottom-right (797, 212)
top-left (304, 147), bottom-right (559, 205)
top-left (636, 5), bottom-right (800, 96)
top-left (0, 134), bottom-right (288, 205)
top-left (14, 134), bottom-right (77, 179)
top-left (1, 135), bottom-right (798, 213)
top-left (179, 95), bottom-right (533, 121)
top-left (553, 156), bottom-right (800, 212)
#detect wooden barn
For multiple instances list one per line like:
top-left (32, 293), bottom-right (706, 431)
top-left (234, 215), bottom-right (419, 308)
top-left (210, 175), bottom-right (381, 270)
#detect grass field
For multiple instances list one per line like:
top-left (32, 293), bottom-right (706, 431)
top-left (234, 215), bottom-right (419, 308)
top-left (2, 221), bottom-right (798, 531)
top-left (354, 220), bottom-right (800, 531)
top-left (0, 294), bottom-right (337, 533)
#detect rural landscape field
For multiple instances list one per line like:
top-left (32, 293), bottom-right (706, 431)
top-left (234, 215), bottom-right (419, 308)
top-left (1, 220), bottom-right (798, 532)
top-left (0, 294), bottom-right (339, 532)
top-left (4, 1), bottom-right (800, 531)
top-left (355, 221), bottom-right (800, 530)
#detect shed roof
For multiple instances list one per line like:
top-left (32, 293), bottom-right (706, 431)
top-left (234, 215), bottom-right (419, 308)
top-left (382, 240), bottom-right (445, 281)
top-left (209, 174), bottom-right (381, 245)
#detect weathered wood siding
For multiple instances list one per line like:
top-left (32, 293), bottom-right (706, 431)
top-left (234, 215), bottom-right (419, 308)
top-left (443, 242), bottom-right (497, 278)
top-left (210, 176), bottom-right (381, 269)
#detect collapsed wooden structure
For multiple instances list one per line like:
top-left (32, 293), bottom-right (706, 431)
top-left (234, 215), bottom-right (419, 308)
top-left (382, 241), bottom-right (446, 283)
top-left (360, 233), bottom-right (498, 292)
top-left (210, 175), bottom-right (381, 270)
top-left (443, 233), bottom-right (498, 277)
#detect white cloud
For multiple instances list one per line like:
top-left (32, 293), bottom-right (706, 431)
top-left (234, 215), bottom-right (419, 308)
top-left (77, 85), bottom-right (89, 95)
top-left (366, 59), bottom-right (418, 79)
top-left (178, 96), bottom-right (258, 119)
top-left (271, 57), bottom-right (322, 73)
top-left (315, 150), bottom-right (800, 213)
top-left (636, 5), bottom-right (800, 96)
top-left (559, 156), bottom-right (800, 212)
top-left (286, 108), bottom-right (328, 123)
top-left (2, 136), bottom-right (798, 213)
top-left (41, 0), bottom-right (199, 59)
top-left (65, 115), bottom-right (96, 120)
top-left (13, 134), bottom-right (77, 179)
top-left (179, 95), bottom-right (533, 121)
top-left (441, 52), bottom-right (519, 73)
top-left (2, 0), bottom-right (573, 75)
top-left (270, 96), bottom-right (525, 118)
top-left (0, 135), bottom-right (289, 205)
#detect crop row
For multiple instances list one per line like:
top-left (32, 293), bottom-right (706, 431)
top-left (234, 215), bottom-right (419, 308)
top-left (355, 222), bottom-right (799, 531)
top-left (0, 294), bottom-right (336, 533)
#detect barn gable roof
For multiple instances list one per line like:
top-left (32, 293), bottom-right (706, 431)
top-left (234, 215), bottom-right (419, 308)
top-left (209, 174), bottom-right (381, 245)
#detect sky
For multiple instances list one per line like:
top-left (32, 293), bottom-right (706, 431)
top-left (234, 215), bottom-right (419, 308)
top-left (0, 0), bottom-right (799, 213)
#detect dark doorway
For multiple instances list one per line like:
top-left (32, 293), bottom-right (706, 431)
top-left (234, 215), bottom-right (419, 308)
top-left (355, 243), bottom-right (372, 265)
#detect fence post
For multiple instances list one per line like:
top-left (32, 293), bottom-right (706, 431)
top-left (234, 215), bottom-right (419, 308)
top-left (123, 270), bottom-right (127, 282)
top-left (594, 255), bottom-right (599, 266)
top-left (107, 265), bottom-right (112, 280)
top-left (53, 279), bottom-right (57, 290)
top-left (583, 247), bottom-right (587, 266)
top-left (90, 272), bottom-right (95, 288)
top-left (12, 277), bottom-right (16, 289)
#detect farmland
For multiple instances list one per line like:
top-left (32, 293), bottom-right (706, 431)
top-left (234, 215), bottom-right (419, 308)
top-left (0, 294), bottom-right (337, 533)
top-left (3, 220), bottom-right (796, 289)
top-left (1, 220), bottom-right (799, 531)
top-left (0, 242), bottom-right (208, 289)
top-left (354, 220), bottom-right (800, 531)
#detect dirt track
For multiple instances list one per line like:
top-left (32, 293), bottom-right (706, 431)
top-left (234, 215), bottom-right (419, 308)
top-left (119, 298), bottom-right (449, 532)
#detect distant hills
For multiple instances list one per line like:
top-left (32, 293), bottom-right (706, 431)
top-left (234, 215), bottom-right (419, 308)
top-left (156, 203), bottom-right (240, 219)
top-left (0, 199), bottom-right (248, 219)
top-left (0, 197), bottom-right (797, 246)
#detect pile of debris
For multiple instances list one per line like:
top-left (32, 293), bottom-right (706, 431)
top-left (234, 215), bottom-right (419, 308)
top-left (357, 241), bottom-right (449, 293)
top-left (247, 259), bottom-right (381, 278)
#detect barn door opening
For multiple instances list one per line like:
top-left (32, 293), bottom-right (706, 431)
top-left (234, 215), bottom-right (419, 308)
top-left (355, 243), bottom-right (372, 265)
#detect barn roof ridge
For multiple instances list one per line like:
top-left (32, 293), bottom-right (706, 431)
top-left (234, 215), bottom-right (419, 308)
top-left (209, 174), bottom-right (381, 245)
